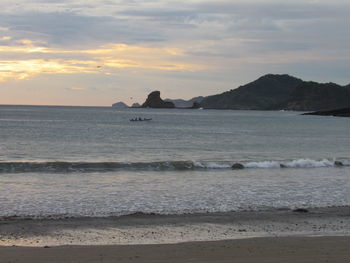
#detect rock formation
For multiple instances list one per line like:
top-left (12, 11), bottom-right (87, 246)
top-left (141, 91), bottom-right (175, 108)
top-left (231, 163), bottom-right (244, 170)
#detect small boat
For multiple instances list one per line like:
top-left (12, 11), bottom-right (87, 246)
top-left (130, 117), bottom-right (152, 122)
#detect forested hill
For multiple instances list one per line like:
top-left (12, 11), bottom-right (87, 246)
top-left (199, 74), bottom-right (350, 111)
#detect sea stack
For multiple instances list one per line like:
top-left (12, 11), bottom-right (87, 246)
top-left (141, 91), bottom-right (175, 108)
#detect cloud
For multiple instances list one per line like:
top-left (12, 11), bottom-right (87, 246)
top-left (0, 36), bottom-right (11, 42)
top-left (0, 41), bottom-right (206, 82)
top-left (1, 0), bottom-right (350, 105)
top-left (1, 1), bottom-right (350, 53)
top-left (1, 0), bottom-right (350, 80)
top-left (0, 59), bottom-right (96, 82)
top-left (0, 12), bottom-right (166, 48)
top-left (66, 86), bottom-right (87, 91)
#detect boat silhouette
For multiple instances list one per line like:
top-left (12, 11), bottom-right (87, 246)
top-left (129, 117), bottom-right (152, 122)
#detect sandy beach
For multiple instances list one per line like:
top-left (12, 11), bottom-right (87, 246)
top-left (1, 207), bottom-right (350, 262)
top-left (1, 206), bottom-right (350, 246)
top-left (1, 236), bottom-right (350, 263)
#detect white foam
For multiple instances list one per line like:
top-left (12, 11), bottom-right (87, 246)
top-left (245, 161), bottom-right (281, 169)
top-left (245, 159), bottom-right (337, 169)
top-left (194, 162), bottom-right (231, 169)
top-left (283, 159), bottom-right (334, 168)
top-left (342, 160), bottom-right (350, 166)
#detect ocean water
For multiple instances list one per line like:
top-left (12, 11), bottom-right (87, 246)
top-left (0, 105), bottom-right (349, 218)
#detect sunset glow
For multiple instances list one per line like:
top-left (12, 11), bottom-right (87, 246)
top-left (0, 0), bottom-right (349, 105)
top-left (0, 42), bottom-right (205, 82)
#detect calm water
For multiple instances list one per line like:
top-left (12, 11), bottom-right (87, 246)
top-left (0, 105), bottom-right (349, 217)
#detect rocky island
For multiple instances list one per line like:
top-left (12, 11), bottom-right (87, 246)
top-left (141, 91), bottom-right (175, 108)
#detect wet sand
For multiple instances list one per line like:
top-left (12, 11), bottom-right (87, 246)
top-left (1, 206), bottom-right (350, 246)
top-left (1, 236), bottom-right (350, 263)
top-left (1, 207), bottom-right (350, 262)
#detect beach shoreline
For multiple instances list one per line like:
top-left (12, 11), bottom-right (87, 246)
top-left (1, 206), bottom-right (349, 247)
top-left (1, 206), bottom-right (350, 262)
top-left (1, 236), bottom-right (350, 263)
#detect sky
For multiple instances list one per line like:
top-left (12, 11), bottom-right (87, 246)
top-left (0, 0), bottom-right (350, 106)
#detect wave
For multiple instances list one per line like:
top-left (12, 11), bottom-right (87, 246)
top-left (245, 159), bottom-right (337, 169)
top-left (0, 161), bottom-right (195, 173)
top-left (1, 206), bottom-right (349, 220)
top-left (0, 158), bottom-right (348, 173)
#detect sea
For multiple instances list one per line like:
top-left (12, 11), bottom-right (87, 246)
top-left (0, 105), bottom-right (349, 218)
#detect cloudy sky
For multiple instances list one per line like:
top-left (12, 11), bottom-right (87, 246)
top-left (0, 0), bottom-right (349, 106)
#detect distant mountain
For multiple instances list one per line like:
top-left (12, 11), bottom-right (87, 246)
top-left (165, 96), bottom-right (204, 108)
top-left (141, 91), bottom-right (175, 108)
top-left (200, 74), bottom-right (303, 110)
top-left (112, 101), bottom-right (128, 108)
top-left (200, 74), bottom-right (350, 111)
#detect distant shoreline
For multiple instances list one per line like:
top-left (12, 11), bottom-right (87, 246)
top-left (3, 104), bottom-right (349, 117)
top-left (303, 108), bottom-right (350, 117)
top-left (0, 104), bottom-right (305, 111)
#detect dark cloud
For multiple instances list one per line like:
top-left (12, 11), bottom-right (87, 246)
top-left (191, 1), bottom-right (350, 20)
top-left (111, 1), bottom-right (350, 55)
top-left (1, 0), bottom-right (349, 53)
top-left (1, 0), bottom-right (350, 88)
top-left (0, 12), bottom-right (166, 47)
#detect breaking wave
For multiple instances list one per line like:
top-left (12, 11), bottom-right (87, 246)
top-left (245, 159), bottom-right (338, 169)
top-left (0, 158), bottom-right (348, 173)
